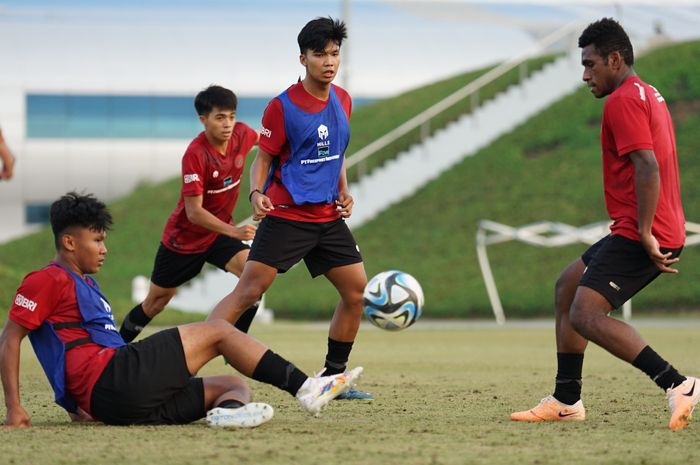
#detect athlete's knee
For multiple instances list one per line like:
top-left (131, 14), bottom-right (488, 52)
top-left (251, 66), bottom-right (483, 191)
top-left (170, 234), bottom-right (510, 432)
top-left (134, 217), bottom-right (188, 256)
top-left (236, 282), bottom-right (267, 307)
top-left (206, 318), bottom-right (239, 339)
top-left (569, 304), bottom-right (597, 337)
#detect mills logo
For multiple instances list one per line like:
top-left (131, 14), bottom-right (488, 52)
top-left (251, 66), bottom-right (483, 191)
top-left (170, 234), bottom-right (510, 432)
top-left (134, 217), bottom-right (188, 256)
top-left (317, 124), bottom-right (329, 140)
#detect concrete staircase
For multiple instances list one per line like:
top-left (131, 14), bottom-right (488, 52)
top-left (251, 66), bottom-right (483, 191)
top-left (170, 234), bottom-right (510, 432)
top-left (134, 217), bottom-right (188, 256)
top-left (346, 50), bottom-right (583, 228)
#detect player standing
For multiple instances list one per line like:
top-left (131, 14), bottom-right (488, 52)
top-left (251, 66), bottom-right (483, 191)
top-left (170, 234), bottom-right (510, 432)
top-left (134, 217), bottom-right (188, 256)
top-left (511, 18), bottom-right (699, 431)
top-left (120, 85), bottom-right (261, 342)
top-left (206, 17), bottom-right (372, 400)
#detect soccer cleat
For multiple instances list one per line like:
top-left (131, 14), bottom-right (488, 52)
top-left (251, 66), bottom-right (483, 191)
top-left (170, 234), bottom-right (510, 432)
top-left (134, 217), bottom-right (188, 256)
top-left (206, 402), bottom-right (274, 428)
top-left (511, 395), bottom-right (586, 422)
top-left (296, 367), bottom-right (363, 416)
top-left (667, 376), bottom-right (700, 431)
top-left (335, 387), bottom-right (374, 400)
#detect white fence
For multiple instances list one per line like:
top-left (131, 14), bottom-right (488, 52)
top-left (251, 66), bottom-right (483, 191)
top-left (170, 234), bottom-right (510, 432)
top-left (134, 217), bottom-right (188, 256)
top-left (476, 220), bottom-right (700, 324)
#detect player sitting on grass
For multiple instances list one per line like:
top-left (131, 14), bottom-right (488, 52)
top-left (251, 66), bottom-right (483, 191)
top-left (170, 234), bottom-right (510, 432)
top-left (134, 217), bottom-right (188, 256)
top-left (511, 18), bottom-right (699, 431)
top-left (0, 192), bottom-right (362, 429)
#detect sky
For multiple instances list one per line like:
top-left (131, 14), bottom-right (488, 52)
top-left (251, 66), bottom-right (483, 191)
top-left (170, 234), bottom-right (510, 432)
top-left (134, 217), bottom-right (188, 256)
top-left (1, 1), bottom-right (700, 97)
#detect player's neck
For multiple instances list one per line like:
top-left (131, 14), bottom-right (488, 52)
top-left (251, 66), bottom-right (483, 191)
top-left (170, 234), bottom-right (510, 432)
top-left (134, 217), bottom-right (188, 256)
top-left (54, 255), bottom-right (86, 277)
top-left (614, 67), bottom-right (637, 92)
top-left (301, 77), bottom-right (331, 101)
top-left (204, 132), bottom-right (229, 155)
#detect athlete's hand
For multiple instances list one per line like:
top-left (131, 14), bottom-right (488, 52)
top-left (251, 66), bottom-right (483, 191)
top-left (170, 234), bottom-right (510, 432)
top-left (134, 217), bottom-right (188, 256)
top-left (4, 405), bottom-right (31, 429)
top-left (640, 232), bottom-right (679, 273)
top-left (336, 192), bottom-right (354, 218)
top-left (69, 407), bottom-right (95, 423)
top-left (231, 224), bottom-right (257, 241)
top-left (251, 192), bottom-right (274, 221)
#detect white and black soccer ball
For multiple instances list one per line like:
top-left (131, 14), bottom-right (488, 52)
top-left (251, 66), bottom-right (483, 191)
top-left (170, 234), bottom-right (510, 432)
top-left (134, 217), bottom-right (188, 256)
top-left (363, 270), bottom-right (424, 331)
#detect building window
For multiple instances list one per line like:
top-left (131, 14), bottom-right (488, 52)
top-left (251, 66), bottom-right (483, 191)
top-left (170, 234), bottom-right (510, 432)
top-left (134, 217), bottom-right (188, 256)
top-left (25, 203), bottom-right (51, 224)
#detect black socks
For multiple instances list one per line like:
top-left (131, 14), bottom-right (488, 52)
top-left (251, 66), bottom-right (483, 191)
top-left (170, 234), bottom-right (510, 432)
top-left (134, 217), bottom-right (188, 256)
top-left (324, 338), bottom-right (353, 375)
top-left (216, 399), bottom-right (244, 410)
top-left (233, 300), bottom-right (260, 334)
top-left (553, 352), bottom-right (584, 405)
top-left (252, 350), bottom-right (308, 396)
top-left (633, 345), bottom-right (686, 391)
top-left (119, 303), bottom-right (152, 343)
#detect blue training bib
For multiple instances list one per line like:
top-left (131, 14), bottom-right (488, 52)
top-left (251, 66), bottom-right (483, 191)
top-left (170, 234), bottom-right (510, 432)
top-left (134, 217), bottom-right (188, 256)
top-left (276, 86), bottom-right (350, 205)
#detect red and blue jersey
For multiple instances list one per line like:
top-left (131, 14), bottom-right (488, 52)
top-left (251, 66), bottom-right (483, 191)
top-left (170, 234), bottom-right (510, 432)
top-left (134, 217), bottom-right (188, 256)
top-left (259, 82), bottom-right (352, 222)
top-left (10, 263), bottom-right (120, 415)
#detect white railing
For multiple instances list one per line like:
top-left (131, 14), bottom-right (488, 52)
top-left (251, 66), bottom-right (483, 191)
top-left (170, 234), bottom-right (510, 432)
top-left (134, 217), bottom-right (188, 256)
top-left (344, 20), bottom-right (584, 175)
top-left (476, 220), bottom-right (700, 324)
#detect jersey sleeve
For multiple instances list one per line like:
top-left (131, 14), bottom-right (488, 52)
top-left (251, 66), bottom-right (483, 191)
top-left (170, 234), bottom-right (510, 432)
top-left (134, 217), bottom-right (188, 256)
top-left (9, 271), bottom-right (62, 330)
top-left (259, 98), bottom-right (286, 156)
top-left (605, 95), bottom-right (654, 157)
top-left (181, 145), bottom-right (207, 197)
top-left (235, 122), bottom-right (259, 156)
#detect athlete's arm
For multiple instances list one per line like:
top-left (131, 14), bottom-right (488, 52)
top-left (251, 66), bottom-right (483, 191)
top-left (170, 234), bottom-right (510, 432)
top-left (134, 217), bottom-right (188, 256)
top-left (630, 149), bottom-right (679, 273)
top-left (335, 158), bottom-right (353, 218)
top-left (0, 320), bottom-right (31, 428)
top-left (183, 195), bottom-right (255, 241)
top-left (248, 148), bottom-right (275, 221)
top-left (0, 129), bottom-right (16, 180)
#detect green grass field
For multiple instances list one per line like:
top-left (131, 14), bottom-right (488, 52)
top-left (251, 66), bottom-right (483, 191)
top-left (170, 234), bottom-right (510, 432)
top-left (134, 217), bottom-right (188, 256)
top-left (2, 321), bottom-right (699, 465)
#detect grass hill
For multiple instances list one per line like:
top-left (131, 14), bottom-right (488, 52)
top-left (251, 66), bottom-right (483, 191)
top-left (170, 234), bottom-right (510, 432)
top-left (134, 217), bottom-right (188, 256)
top-left (258, 40), bottom-right (700, 320)
top-left (3, 42), bottom-right (700, 322)
top-left (0, 55), bottom-right (555, 323)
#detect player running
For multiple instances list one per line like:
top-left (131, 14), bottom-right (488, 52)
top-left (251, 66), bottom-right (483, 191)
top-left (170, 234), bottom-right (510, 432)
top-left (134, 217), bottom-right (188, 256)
top-left (120, 85), bottom-right (261, 342)
top-left (511, 18), bottom-right (699, 431)
top-left (206, 17), bottom-right (372, 400)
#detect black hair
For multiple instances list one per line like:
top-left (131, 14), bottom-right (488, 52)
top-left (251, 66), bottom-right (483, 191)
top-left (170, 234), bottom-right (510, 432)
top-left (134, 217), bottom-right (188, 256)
top-left (297, 16), bottom-right (347, 54)
top-left (194, 85), bottom-right (238, 116)
top-left (578, 17), bottom-right (634, 66)
top-left (50, 192), bottom-right (113, 250)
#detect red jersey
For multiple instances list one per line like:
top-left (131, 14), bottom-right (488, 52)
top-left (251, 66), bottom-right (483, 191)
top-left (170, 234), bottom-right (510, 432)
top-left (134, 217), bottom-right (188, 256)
top-left (161, 122), bottom-right (258, 253)
top-left (259, 82), bottom-right (352, 222)
top-left (601, 76), bottom-right (685, 248)
top-left (9, 264), bottom-right (116, 415)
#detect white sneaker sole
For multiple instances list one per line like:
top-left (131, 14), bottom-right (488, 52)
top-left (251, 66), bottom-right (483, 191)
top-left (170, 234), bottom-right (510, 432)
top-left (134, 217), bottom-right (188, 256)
top-left (206, 402), bottom-right (274, 428)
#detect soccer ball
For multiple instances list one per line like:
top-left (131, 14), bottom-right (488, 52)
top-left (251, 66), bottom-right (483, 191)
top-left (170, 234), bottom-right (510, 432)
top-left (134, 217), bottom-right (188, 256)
top-left (363, 270), bottom-right (424, 331)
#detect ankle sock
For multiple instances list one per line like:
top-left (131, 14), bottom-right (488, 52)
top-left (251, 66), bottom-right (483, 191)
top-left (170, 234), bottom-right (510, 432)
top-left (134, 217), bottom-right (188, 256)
top-left (252, 350), bottom-right (307, 396)
top-left (632, 346), bottom-right (686, 391)
top-left (553, 352), bottom-right (584, 405)
top-left (119, 303), bottom-right (152, 343)
top-left (324, 338), bottom-right (353, 375)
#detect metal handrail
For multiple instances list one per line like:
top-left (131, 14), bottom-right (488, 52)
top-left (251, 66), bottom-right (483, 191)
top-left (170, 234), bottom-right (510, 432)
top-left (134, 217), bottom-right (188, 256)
top-left (345, 20), bottom-right (584, 171)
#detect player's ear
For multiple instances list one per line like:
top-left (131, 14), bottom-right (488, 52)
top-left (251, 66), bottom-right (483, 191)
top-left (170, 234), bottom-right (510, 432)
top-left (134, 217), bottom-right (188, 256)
top-left (608, 51), bottom-right (623, 70)
top-left (299, 53), bottom-right (307, 67)
top-left (61, 232), bottom-right (76, 252)
top-left (199, 114), bottom-right (207, 125)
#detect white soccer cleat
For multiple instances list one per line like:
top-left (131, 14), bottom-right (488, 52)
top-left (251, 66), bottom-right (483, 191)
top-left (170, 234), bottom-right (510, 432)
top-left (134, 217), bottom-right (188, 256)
top-left (296, 366), bottom-right (364, 416)
top-left (206, 402), bottom-right (274, 428)
top-left (667, 376), bottom-right (700, 431)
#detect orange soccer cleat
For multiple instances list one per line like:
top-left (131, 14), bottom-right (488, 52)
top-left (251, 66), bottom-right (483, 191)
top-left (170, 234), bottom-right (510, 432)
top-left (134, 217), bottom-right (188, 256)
top-left (511, 395), bottom-right (586, 422)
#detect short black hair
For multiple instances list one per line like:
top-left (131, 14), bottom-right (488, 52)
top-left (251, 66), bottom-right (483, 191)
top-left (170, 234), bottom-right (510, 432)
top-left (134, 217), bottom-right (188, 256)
top-left (578, 18), bottom-right (634, 66)
top-left (194, 85), bottom-right (237, 116)
top-left (50, 192), bottom-right (113, 250)
top-left (298, 16), bottom-right (347, 54)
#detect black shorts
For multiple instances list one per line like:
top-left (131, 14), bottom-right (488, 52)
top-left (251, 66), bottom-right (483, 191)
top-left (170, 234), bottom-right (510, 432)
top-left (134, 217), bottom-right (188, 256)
top-left (579, 234), bottom-right (682, 309)
top-left (91, 328), bottom-right (205, 425)
top-left (248, 216), bottom-right (363, 277)
top-left (151, 235), bottom-right (249, 288)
